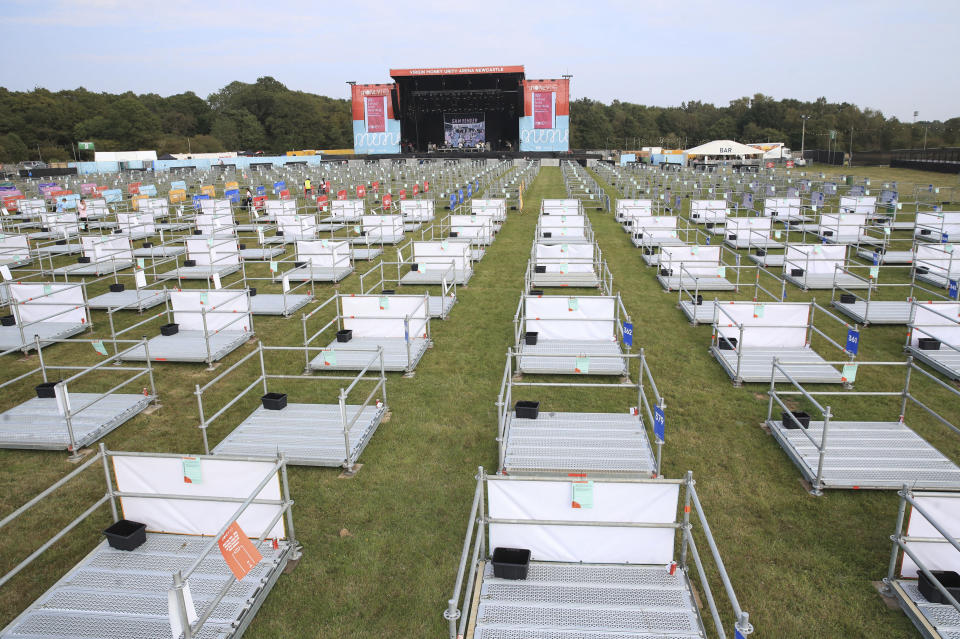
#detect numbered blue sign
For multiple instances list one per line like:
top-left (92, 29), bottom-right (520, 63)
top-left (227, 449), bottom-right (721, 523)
top-left (653, 406), bottom-right (665, 441)
top-left (873, 253), bottom-right (880, 266)
top-left (458, 189), bottom-right (464, 204)
top-left (256, 185), bottom-right (266, 196)
top-left (949, 279), bottom-right (959, 300)
top-left (273, 181), bottom-right (285, 194)
top-left (846, 328), bottom-right (860, 355)
top-left (467, 184), bottom-right (472, 198)
top-left (623, 322), bottom-right (633, 347)
top-left (943, 233), bottom-right (950, 244)
top-left (449, 193), bottom-right (457, 209)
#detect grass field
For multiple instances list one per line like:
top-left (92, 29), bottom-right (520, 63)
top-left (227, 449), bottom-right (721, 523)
top-left (1, 163), bottom-right (959, 637)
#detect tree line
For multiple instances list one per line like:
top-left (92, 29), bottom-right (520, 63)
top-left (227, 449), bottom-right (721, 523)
top-left (0, 76), bottom-right (956, 163)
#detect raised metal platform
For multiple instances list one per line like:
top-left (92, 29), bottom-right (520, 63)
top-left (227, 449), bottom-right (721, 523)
top-left (158, 264), bottom-right (241, 281)
top-left (784, 272), bottom-right (870, 290)
top-left (679, 300), bottom-right (722, 324)
top-left (768, 418), bottom-right (960, 490)
top-left (249, 293), bottom-right (312, 316)
top-left (51, 260), bottom-right (134, 277)
top-left (711, 347), bottom-right (844, 384)
top-left (656, 275), bottom-right (735, 292)
top-left (469, 561), bottom-right (705, 639)
top-left (502, 410), bottom-right (655, 476)
top-left (0, 533), bottom-right (291, 639)
top-left (87, 289), bottom-right (168, 312)
top-left (631, 236), bottom-right (686, 249)
top-left (400, 268), bottom-right (472, 286)
top-left (891, 579), bottom-right (960, 639)
top-left (831, 300), bottom-right (914, 325)
top-left (856, 249), bottom-right (914, 265)
top-left (120, 330), bottom-right (251, 364)
top-left (309, 337), bottom-right (430, 372)
top-left (0, 393), bottom-right (153, 450)
top-left (428, 294), bottom-right (456, 319)
top-left (529, 272), bottom-right (601, 288)
top-left (907, 345), bottom-right (960, 381)
top-left (239, 247), bottom-right (285, 260)
top-left (212, 402), bottom-right (386, 466)
top-left (724, 238), bottom-right (784, 250)
top-left (351, 248), bottom-right (383, 261)
top-left (918, 272), bottom-right (955, 290)
top-left (131, 246), bottom-right (186, 259)
top-left (518, 340), bottom-right (627, 376)
top-left (0, 322), bottom-right (87, 352)
top-left (282, 265), bottom-right (353, 283)
top-left (33, 243), bottom-right (81, 255)
top-left (747, 253), bottom-right (784, 267)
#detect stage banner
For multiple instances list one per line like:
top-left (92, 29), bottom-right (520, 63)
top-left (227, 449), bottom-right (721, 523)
top-left (352, 83), bottom-right (400, 154)
top-left (444, 113), bottom-right (486, 147)
top-left (365, 96), bottom-right (386, 133)
top-left (520, 78), bottom-right (570, 152)
top-left (534, 92), bottom-right (554, 129)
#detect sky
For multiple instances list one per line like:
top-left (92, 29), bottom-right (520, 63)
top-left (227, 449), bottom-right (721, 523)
top-left (1, 0), bottom-right (956, 122)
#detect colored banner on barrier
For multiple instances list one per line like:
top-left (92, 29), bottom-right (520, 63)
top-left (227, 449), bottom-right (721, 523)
top-left (846, 329), bottom-right (860, 355)
top-left (653, 405), bottom-right (665, 441)
top-left (623, 322), bottom-right (633, 347)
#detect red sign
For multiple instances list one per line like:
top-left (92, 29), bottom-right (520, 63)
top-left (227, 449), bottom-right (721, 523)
top-left (533, 92), bottom-right (554, 129)
top-left (253, 195), bottom-right (267, 210)
top-left (786, 160), bottom-right (795, 168)
top-left (279, 189), bottom-right (290, 200)
top-left (324, 180), bottom-right (331, 192)
top-left (765, 162), bottom-right (775, 169)
top-left (399, 189), bottom-right (407, 200)
top-left (413, 184), bottom-right (419, 196)
top-left (357, 185), bottom-right (366, 198)
top-left (51, 189), bottom-right (73, 197)
top-left (2, 195), bottom-right (23, 210)
top-left (365, 96), bottom-right (386, 133)
top-left (371, 181), bottom-right (379, 192)
top-left (217, 521), bottom-right (263, 581)
top-left (382, 194), bottom-right (392, 209)
top-left (316, 194), bottom-right (329, 211)
top-left (337, 189), bottom-right (347, 200)
top-left (127, 182), bottom-right (141, 195)
top-left (424, 180), bottom-right (429, 192)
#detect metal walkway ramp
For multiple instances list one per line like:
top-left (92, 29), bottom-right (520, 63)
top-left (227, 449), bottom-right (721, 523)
top-left (712, 347), bottom-right (844, 384)
top-left (471, 562), bottom-right (704, 639)
top-left (518, 340), bottom-right (627, 376)
top-left (768, 419), bottom-right (960, 490)
top-left (831, 300), bottom-right (914, 325)
top-left (893, 579), bottom-right (960, 639)
top-left (0, 534), bottom-right (291, 639)
top-left (502, 411), bottom-right (655, 476)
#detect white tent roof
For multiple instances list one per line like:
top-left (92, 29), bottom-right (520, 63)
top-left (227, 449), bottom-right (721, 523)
top-left (684, 140), bottom-right (763, 157)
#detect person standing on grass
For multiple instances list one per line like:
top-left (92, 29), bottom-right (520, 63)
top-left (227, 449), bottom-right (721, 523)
top-left (304, 178), bottom-right (312, 198)
top-left (78, 198), bottom-right (87, 226)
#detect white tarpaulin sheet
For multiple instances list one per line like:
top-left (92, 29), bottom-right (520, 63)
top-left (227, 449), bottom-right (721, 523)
top-left (41, 212), bottom-right (80, 236)
top-left (361, 215), bottom-right (403, 240)
top-left (265, 200), bottom-right (297, 216)
top-left (0, 234), bottom-right (30, 258)
top-left (911, 303), bottom-right (960, 347)
top-left (763, 197), bottom-right (802, 217)
top-left (449, 214), bottom-right (492, 241)
top-left (117, 213), bottom-right (156, 236)
top-left (113, 455), bottom-right (285, 539)
top-left (186, 238), bottom-right (240, 266)
top-left (635, 216), bottom-right (678, 238)
top-left (916, 212), bottom-right (960, 241)
top-left (81, 235), bottom-right (132, 263)
top-left (715, 302), bottom-right (809, 348)
top-left (400, 200), bottom-right (435, 221)
top-left (199, 199), bottom-right (231, 216)
top-left (341, 294), bottom-right (427, 339)
top-left (141, 198), bottom-right (168, 215)
top-left (195, 213), bottom-right (235, 236)
top-left (471, 199), bottom-right (505, 221)
top-left (535, 243), bottom-right (594, 273)
top-left (819, 213), bottom-right (866, 242)
top-left (413, 242), bottom-right (470, 270)
top-left (542, 199), bottom-right (581, 215)
top-left (916, 245), bottom-right (959, 278)
top-left (277, 213), bottom-right (318, 238)
top-left (727, 217), bottom-right (771, 235)
top-left (690, 200), bottom-right (727, 222)
top-left (525, 295), bottom-right (615, 341)
top-left (617, 199), bottom-right (653, 222)
top-left (11, 283), bottom-right (87, 325)
top-left (785, 244), bottom-right (846, 275)
top-left (660, 245), bottom-right (722, 276)
top-left (901, 494), bottom-right (960, 578)
top-left (331, 200), bottom-right (364, 221)
top-left (487, 479), bottom-right (679, 564)
top-left (840, 195), bottom-right (876, 215)
top-left (171, 290), bottom-right (250, 333)
top-left (295, 240), bottom-right (350, 268)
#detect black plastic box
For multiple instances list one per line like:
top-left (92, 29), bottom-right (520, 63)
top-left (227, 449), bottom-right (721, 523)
top-left (492, 547), bottom-right (531, 580)
top-left (718, 337), bottom-right (738, 350)
top-left (183, 259), bottom-right (197, 267)
top-left (839, 293), bottom-right (856, 304)
top-left (449, 231), bottom-right (458, 238)
top-left (534, 265), bottom-right (546, 274)
top-left (410, 263), bottom-right (418, 272)
top-left (109, 283), bottom-right (125, 293)
top-left (336, 329), bottom-right (352, 343)
top-left (248, 287), bottom-right (257, 297)
top-left (728, 234), bottom-right (737, 240)
top-left (918, 338), bottom-right (940, 351)
top-left (529, 290), bottom-right (544, 296)
top-left (791, 268), bottom-right (804, 276)
top-left (77, 256), bottom-right (91, 263)
top-left (919, 570), bottom-right (960, 604)
top-left (756, 248), bottom-right (766, 256)
top-left (694, 294), bottom-right (703, 305)
top-left (524, 332), bottom-right (538, 346)
top-left (35, 381), bottom-right (58, 399)
top-left (160, 323), bottom-right (179, 336)
top-left (0, 315), bottom-right (15, 327)
top-left (238, 243), bottom-right (247, 250)
top-left (261, 392), bottom-right (287, 410)
top-left (515, 401), bottom-right (539, 419)
top-left (659, 268), bottom-right (672, 276)
top-left (782, 411), bottom-right (810, 429)
top-left (381, 289), bottom-right (395, 295)
top-left (142, 242), bottom-right (153, 248)
top-left (104, 519), bottom-right (147, 551)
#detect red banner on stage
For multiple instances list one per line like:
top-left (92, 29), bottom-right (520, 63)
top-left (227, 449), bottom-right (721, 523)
top-left (534, 92), bottom-right (554, 129)
top-left (365, 96), bottom-right (386, 133)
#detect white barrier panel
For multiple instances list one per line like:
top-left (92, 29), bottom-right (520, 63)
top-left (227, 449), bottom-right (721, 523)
top-left (185, 238), bottom-right (240, 266)
top-left (691, 200), bottom-right (728, 223)
top-left (171, 290), bottom-right (250, 333)
top-left (113, 456), bottom-right (285, 539)
top-left (763, 197), bottom-right (802, 217)
top-left (11, 283), bottom-right (88, 325)
top-left (265, 200), bottom-right (297, 216)
top-left (0, 234), bottom-right (30, 258)
top-left (400, 200), bottom-right (435, 221)
top-left (195, 212), bottom-right (235, 235)
top-left (471, 199), bottom-right (505, 221)
top-left (141, 198), bottom-right (168, 215)
top-left (726, 217), bottom-right (771, 235)
top-left (413, 242), bottom-right (470, 271)
top-left (916, 212), bottom-right (960, 240)
top-left (617, 199), bottom-right (653, 221)
top-left (295, 240), bottom-right (350, 268)
top-left (901, 494), bottom-right (960, 578)
top-left (542, 199), bottom-right (581, 215)
top-left (819, 213), bottom-right (866, 242)
top-left (117, 213), bottom-right (156, 236)
top-left (661, 245), bottom-right (721, 276)
top-left (20, 199), bottom-right (46, 215)
top-left (331, 199), bottom-right (365, 221)
top-left (81, 235), bottom-right (132, 263)
top-left (635, 216), bottom-right (678, 238)
top-left (41, 212), bottom-right (80, 236)
top-left (525, 295), bottom-right (615, 341)
top-left (911, 303), bottom-right (960, 347)
top-left (341, 294), bottom-right (428, 339)
top-left (199, 199), bottom-right (232, 216)
top-left (488, 479), bottom-right (679, 564)
top-left (87, 199), bottom-right (108, 215)
top-left (361, 215), bottom-right (403, 240)
top-left (276, 213), bottom-right (318, 238)
top-left (916, 245), bottom-right (959, 278)
top-left (715, 302), bottom-right (809, 348)
top-left (535, 244), bottom-right (593, 272)
top-left (840, 195), bottom-right (876, 215)
top-left (785, 244), bottom-right (846, 275)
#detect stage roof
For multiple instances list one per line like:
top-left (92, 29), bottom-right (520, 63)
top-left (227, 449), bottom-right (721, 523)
top-left (390, 66), bottom-right (525, 79)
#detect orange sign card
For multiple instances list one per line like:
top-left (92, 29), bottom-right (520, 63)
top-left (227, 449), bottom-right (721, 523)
top-left (217, 521), bottom-right (262, 581)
